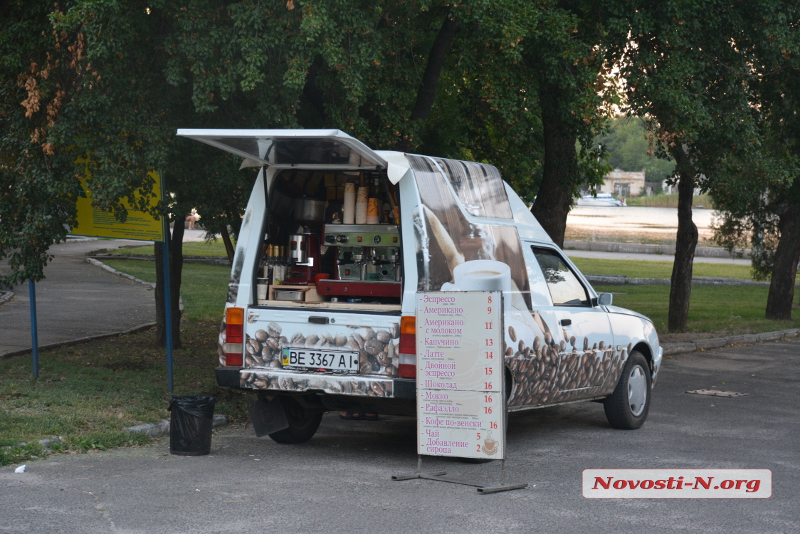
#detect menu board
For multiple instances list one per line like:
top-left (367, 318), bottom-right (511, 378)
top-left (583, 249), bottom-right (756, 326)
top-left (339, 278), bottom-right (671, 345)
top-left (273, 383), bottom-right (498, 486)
top-left (416, 291), bottom-right (505, 460)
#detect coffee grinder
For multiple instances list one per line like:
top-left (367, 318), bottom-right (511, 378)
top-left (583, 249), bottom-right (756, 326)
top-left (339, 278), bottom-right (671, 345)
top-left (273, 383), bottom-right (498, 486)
top-left (283, 232), bottom-right (321, 284)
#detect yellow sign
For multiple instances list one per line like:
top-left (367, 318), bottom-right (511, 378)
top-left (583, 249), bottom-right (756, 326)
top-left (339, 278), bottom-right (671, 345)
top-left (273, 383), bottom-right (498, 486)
top-left (71, 165), bottom-right (164, 242)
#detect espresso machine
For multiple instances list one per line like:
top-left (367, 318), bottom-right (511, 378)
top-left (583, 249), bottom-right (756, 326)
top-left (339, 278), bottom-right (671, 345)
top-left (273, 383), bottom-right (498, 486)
top-left (319, 224), bottom-right (401, 298)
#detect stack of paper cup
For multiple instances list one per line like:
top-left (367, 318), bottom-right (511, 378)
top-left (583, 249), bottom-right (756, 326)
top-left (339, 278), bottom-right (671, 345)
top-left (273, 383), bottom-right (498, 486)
top-left (343, 183), bottom-right (356, 224)
top-left (355, 186), bottom-right (369, 224)
top-left (366, 198), bottom-right (380, 224)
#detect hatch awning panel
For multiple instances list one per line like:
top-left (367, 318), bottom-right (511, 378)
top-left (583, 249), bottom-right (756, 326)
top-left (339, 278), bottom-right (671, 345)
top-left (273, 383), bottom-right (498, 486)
top-left (176, 129), bottom-right (387, 170)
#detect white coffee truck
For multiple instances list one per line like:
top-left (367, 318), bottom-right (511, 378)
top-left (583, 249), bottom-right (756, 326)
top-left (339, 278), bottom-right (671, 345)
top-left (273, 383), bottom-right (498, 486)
top-left (177, 129), bottom-right (662, 443)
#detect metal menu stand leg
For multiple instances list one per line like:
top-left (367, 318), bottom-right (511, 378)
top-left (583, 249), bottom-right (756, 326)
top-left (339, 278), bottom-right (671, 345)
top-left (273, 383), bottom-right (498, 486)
top-left (392, 456), bottom-right (527, 494)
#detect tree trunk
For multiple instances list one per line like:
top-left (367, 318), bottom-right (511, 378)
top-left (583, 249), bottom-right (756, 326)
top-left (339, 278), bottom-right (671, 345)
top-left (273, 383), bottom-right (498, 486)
top-left (530, 107), bottom-right (579, 248)
top-left (765, 200), bottom-right (800, 320)
top-left (155, 217), bottom-right (184, 348)
top-left (668, 146), bottom-right (698, 332)
top-left (394, 11), bottom-right (458, 151)
top-left (220, 224), bottom-right (235, 266)
top-left (301, 60), bottom-right (327, 122)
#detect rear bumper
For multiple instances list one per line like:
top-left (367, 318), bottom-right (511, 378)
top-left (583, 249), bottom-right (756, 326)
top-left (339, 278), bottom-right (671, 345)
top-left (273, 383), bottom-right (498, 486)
top-left (215, 367), bottom-right (415, 399)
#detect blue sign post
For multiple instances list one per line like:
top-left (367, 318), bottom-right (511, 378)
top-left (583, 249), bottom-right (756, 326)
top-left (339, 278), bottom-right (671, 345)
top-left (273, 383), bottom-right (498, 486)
top-left (29, 279), bottom-right (39, 378)
top-left (162, 214), bottom-right (174, 393)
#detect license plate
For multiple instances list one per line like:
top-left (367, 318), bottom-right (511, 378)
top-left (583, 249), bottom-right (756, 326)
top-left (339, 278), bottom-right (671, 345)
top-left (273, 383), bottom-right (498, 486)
top-left (281, 348), bottom-right (360, 374)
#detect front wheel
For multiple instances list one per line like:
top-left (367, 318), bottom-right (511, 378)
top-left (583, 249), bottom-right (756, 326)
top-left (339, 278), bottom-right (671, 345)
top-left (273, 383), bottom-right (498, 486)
top-left (603, 350), bottom-right (651, 429)
top-left (268, 396), bottom-right (323, 444)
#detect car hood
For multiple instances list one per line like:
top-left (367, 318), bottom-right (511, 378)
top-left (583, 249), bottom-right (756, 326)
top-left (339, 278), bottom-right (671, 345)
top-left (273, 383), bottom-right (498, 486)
top-left (605, 305), bottom-right (653, 324)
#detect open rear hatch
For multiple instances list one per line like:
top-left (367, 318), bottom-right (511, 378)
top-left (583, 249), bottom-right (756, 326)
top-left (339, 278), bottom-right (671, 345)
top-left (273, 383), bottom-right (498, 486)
top-left (179, 129), bottom-right (409, 396)
top-left (176, 129), bottom-right (388, 170)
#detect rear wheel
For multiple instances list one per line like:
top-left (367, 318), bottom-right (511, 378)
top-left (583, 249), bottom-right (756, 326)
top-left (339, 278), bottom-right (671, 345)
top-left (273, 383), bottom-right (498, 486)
top-left (268, 396), bottom-right (323, 444)
top-left (603, 351), bottom-right (651, 430)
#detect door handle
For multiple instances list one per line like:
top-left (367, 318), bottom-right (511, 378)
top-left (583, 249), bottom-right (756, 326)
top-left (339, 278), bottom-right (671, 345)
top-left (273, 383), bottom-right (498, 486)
top-left (560, 319), bottom-right (572, 326)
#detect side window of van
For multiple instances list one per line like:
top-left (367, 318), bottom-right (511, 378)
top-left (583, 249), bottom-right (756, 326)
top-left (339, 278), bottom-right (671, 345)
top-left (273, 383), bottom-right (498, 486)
top-left (531, 247), bottom-right (590, 306)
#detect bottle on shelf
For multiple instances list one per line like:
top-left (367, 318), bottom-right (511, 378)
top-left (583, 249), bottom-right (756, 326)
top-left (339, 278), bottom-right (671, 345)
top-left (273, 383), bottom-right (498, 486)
top-left (367, 175), bottom-right (381, 224)
top-left (274, 246), bottom-right (286, 285)
top-left (264, 245), bottom-right (275, 285)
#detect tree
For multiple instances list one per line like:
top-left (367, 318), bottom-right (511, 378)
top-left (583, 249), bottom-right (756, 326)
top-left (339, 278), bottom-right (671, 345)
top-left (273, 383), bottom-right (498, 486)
top-left (710, 2), bottom-right (800, 320)
top-left (6, 0), bottom-right (557, 344)
top-left (605, 0), bottom-right (774, 331)
top-left (526, 1), bottom-right (613, 247)
top-left (46, 0), bottom-right (261, 347)
top-left (1, 0), bottom-right (92, 288)
top-left (742, 2), bottom-right (800, 321)
top-left (416, 1), bottom-right (545, 196)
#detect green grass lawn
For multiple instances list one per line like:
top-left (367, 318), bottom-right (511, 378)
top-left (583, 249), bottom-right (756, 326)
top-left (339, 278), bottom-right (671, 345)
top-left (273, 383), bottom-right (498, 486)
top-left (102, 259), bottom-right (231, 322)
top-left (625, 192), bottom-right (715, 208)
top-left (108, 240), bottom-right (230, 257)
top-left (568, 256), bottom-right (797, 282)
top-left (594, 284), bottom-right (800, 334)
top-left (0, 321), bottom-right (247, 466)
top-left (1, 259), bottom-right (239, 466)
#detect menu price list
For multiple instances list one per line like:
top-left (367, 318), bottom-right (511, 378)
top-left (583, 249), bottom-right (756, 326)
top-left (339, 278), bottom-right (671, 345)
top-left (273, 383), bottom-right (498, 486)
top-left (416, 291), bottom-right (504, 460)
top-left (418, 389), bottom-right (504, 459)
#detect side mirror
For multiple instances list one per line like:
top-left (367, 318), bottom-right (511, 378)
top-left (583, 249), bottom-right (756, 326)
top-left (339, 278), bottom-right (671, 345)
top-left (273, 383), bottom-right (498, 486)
top-left (598, 293), bottom-right (613, 306)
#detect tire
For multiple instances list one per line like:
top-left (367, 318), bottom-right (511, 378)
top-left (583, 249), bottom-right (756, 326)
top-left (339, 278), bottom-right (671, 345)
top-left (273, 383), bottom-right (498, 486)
top-left (603, 350), bottom-right (651, 430)
top-left (268, 396), bottom-right (323, 444)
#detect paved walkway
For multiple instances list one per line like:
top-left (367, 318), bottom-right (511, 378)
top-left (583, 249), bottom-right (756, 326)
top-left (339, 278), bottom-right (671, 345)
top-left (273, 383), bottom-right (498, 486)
top-left (0, 231), bottom-right (209, 358)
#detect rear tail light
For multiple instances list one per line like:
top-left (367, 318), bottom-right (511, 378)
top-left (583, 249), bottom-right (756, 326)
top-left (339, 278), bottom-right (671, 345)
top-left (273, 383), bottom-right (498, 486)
top-left (398, 315), bottom-right (416, 378)
top-left (224, 307), bottom-right (244, 366)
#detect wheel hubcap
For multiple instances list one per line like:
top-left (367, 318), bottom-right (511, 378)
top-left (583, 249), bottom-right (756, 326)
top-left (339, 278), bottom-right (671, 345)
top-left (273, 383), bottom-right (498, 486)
top-left (627, 365), bottom-right (647, 417)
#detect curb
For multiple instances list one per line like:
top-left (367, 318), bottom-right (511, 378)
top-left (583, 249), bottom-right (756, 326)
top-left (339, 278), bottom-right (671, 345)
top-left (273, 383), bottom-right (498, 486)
top-left (124, 414), bottom-right (228, 437)
top-left (2, 436), bottom-right (66, 453)
top-left (85, 257), bottom-right (156, 288)
top-left (661, 328), bottom-right (799, 356)
top-left (4, 415), bottom-right (228, 454)
top-left (0, 290), bottom-right (14, 306)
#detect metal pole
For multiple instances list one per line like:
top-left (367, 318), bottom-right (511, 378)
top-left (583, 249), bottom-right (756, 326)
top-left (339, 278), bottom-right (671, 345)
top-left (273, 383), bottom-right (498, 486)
top-left (28, 279), bottom-right (39, 378)
top-left (500, 293), bottom-right (508, 487)
top-left (163, 226), bottom-right (174, 393)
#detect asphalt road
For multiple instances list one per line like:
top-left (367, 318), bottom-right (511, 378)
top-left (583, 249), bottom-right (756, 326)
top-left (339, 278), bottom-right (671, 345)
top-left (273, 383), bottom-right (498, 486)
top-left (2, 338), bottom-right (797, 534)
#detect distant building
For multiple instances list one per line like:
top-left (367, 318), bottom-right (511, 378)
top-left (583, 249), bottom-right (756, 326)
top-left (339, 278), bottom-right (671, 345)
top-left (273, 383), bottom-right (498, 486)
top-left (598, 169), bottom-right (645, 197)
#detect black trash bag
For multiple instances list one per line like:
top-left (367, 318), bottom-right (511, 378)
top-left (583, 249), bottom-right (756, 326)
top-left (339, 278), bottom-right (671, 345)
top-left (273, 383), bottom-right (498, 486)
top-left (168, 396), bottom-right (216, 456)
